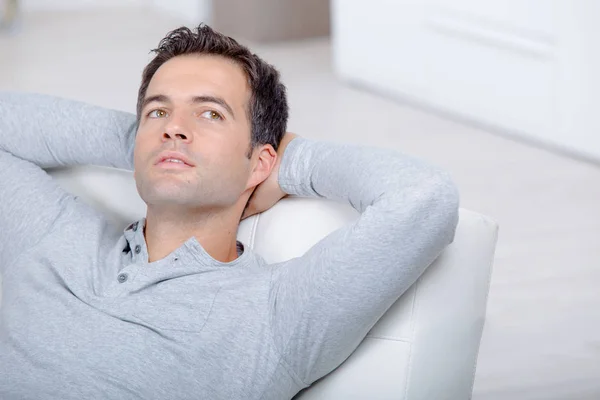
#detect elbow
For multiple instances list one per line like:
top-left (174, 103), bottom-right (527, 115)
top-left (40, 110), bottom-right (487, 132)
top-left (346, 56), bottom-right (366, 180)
top-left (384, 166), bottom-right (460, 247)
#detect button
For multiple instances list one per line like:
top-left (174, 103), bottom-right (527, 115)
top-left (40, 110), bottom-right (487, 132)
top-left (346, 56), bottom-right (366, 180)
top-left (135, 245), bottom-right (141, 254)
top-left (117, 273), bottom-right (128, 283)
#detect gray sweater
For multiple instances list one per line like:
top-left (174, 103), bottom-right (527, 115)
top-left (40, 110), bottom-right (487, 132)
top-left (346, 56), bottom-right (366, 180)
top-left (0, 92), bottom-right (459, 400)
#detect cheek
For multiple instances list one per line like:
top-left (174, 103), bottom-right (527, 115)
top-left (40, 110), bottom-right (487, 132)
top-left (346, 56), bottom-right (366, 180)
top-left (132, 147), bottom-right (143, 172)
top-left (133, 134), bottom-right (154, 166)
top-left (203, 150), bottom-right (245, 180)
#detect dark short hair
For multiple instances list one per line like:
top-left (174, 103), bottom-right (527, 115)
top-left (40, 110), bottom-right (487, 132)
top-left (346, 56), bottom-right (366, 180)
top-left (137, 24), bottom-right (289, 158)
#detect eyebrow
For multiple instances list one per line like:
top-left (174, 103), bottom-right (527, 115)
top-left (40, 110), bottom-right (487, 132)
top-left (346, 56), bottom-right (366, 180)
top-left (141, 94), bottom-right (169, 112)
top-left (141, 94), bottom-right (236, 119)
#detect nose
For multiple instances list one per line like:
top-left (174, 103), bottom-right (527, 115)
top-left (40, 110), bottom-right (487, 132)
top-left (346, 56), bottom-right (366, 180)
top-left (162, 116), bottom-right (192, 144)
top-left (162, 131), bottom-right (190, 143)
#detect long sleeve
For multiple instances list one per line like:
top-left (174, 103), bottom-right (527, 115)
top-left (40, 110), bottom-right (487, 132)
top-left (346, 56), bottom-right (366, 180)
top-left (0, 92), bottom-right (137, 272)
top-left (269, 137), bottom-right (460, 386)
top-left (0, 92), bottom-right (137, 170)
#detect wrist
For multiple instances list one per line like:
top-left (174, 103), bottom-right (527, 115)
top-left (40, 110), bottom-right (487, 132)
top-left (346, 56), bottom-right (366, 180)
top-left (275, 133), bottom-right (299, 193)
top-left (277, 133), bottom-right (299, 157)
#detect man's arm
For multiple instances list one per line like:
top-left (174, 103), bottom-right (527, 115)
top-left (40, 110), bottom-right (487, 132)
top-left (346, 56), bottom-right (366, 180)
top-left (0, 92), bottom-right (137, 271)
top-left (269, 137), bottom-right (460, 386)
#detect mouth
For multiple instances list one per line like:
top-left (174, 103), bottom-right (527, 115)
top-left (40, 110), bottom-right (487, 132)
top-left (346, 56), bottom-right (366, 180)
top-left (155, 151), bottom-right (195, 169)
top-left (156, 160), bottom-right (194, 169)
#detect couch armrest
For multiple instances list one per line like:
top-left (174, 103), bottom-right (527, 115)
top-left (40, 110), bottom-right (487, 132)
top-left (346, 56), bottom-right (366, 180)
top-left (285, 207), bottom-right (498, 400)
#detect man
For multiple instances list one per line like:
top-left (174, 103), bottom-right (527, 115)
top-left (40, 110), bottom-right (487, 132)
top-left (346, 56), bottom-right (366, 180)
top-left (0, 24), bottom-right (459, 399)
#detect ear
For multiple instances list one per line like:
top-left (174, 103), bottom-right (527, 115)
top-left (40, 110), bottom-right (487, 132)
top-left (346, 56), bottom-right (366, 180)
top-left (246, 144), bottom-right (277, 190)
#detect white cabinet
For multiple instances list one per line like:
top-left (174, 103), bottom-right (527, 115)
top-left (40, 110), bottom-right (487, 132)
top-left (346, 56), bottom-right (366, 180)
top-left (332, 0), bottom-right (600, 161)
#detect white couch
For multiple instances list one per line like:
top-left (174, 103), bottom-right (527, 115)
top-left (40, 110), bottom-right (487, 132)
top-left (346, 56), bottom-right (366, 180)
top-left (0, 165), bottom-right (498, 399)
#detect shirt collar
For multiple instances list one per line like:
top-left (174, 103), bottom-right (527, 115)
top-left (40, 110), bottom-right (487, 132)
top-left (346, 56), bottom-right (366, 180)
top-left (123, 218), bottom-right (249, 266)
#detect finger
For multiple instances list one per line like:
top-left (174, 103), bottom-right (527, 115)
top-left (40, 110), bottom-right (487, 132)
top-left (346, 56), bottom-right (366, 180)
top-left (241, 205), bottom-right (256, 220)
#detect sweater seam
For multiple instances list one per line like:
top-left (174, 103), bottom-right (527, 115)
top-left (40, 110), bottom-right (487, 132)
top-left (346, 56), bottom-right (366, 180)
top-left (266, 266), bottom-right (310, 390)
top-left (2, 192), bottom-right (72, 280)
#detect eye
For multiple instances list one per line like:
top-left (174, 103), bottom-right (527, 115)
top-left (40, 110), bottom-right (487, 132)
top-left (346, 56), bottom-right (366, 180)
top-left (200, 110), bottom-right (223, 120)
top-left (147, 109), bottom-right (168, 118)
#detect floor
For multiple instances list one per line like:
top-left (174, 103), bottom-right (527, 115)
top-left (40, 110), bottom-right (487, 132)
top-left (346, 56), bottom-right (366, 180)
top-left (1, 8), bottom-right (599, 400)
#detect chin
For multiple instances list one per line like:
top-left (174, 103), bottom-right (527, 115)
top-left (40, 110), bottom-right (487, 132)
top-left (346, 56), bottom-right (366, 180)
top-left (138, 181), bottom-right (196, 206)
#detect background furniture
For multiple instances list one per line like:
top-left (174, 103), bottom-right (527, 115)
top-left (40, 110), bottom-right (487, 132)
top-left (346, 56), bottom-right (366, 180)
top-left (0, 165), bottom-right (498, 399)
top-left (212, 0), bottom-right (330, 42)
top-left (0, 0), bottom-right (19, 30)
top-left (331, 0), bottom-right (600, 162)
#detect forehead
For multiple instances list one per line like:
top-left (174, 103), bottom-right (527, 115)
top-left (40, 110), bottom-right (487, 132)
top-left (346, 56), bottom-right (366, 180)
top-left (147, 54), bottom-right (250, 107)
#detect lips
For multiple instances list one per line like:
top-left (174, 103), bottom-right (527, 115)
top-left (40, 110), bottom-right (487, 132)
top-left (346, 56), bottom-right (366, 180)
top-left (155, 151), bottom-right (195, 167)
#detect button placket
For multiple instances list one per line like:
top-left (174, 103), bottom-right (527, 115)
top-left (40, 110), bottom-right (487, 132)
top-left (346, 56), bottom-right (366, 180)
top-left (117, 273), bottom-right (128, 283)
top-left (113, 263), bottom-right (142, 289)
top-left (170, 251), bottom-right (184, 266)
top-left (122, 243), bottom-right (131, 254)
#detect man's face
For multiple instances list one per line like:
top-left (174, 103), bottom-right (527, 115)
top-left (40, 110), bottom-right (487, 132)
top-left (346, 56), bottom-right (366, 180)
top-left (133, 54), bottom-right (255, 212)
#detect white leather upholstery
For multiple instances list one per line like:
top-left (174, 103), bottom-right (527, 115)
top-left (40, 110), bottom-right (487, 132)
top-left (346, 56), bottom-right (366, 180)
top-left (0, 165), bottom-right (498, 399)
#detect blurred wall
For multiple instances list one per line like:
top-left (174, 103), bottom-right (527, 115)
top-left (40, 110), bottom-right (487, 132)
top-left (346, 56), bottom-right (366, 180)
top-left (18, 0), bottom-right (329, 43)
top-left (151, 0), bottom-right (211, 25)
top-left (21, 0), bottom-right (145, 10)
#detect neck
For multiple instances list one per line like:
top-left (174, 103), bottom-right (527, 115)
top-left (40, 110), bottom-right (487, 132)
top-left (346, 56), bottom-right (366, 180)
top-left (143, 206), bottom-right (241, 263)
